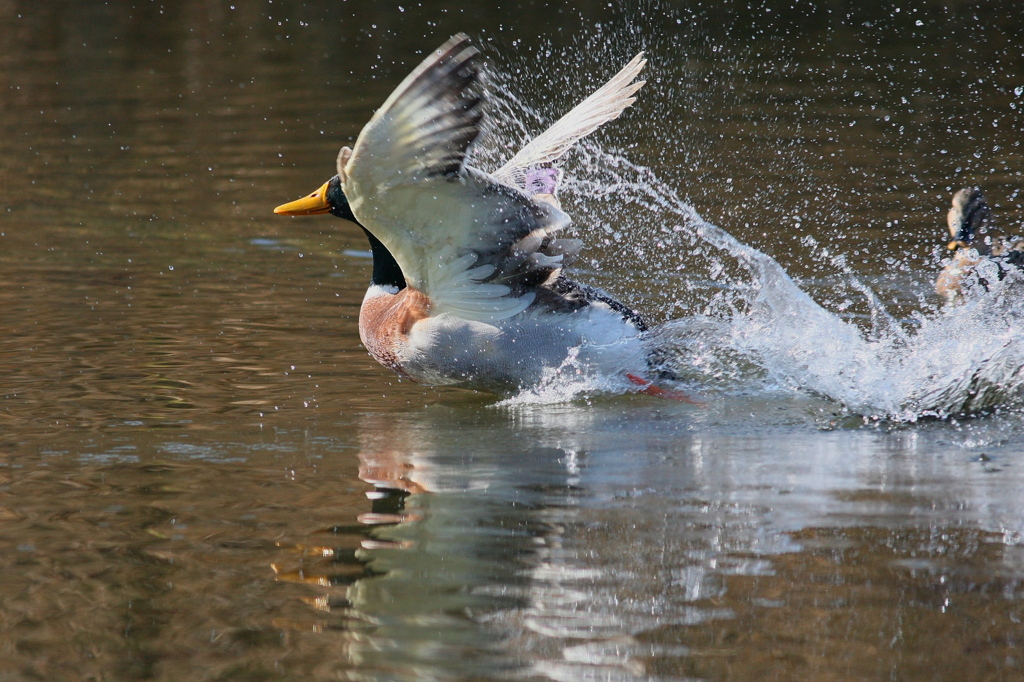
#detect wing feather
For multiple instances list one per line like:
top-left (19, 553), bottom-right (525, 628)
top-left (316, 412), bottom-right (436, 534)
top-left (492, 52), bottom-right (646, 189)
top-left (344, 34), bottom-right (484, 189)
top-left (341, 35), bottom-right (604, 322)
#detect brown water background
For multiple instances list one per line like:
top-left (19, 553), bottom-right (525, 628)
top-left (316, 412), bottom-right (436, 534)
top-left (2, 1), bottom-right (1024, 679)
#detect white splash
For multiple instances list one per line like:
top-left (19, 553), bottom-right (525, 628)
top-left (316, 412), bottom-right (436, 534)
top-left (483, 63), bottom-right (1024, 420)
top-left (670, 217), bottom-right (1024, 419)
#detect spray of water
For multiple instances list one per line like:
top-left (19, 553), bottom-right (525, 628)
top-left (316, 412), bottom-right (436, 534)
top-left (480, 57), bottom-right (1024, 420)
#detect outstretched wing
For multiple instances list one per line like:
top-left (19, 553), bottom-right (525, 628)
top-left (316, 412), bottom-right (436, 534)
top-left (341, 35), bottom-right (580, 322)
top-left (492, 52), bottom-right (646, 190)
top-left (344, 35), bottom-right (485, 190)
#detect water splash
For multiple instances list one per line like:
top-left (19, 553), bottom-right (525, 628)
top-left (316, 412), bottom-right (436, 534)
top-left (485, 101), bottom-right (1024, 419)
top-left (480, 53), bottom-right (1024, 420)
top-left (673, 218), bottom-right (1024, 420)
top-left (655, 201), bottom-right (1024, 418)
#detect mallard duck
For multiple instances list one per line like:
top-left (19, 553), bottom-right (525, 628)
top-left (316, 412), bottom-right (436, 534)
top-left (935, 187), bottom-right (1024, 303)
top-left (275, 35), bottom-right (690, 400)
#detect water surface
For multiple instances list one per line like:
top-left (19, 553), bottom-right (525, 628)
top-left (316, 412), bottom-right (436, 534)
top-left (2, 1), bottom-right (1024, 679)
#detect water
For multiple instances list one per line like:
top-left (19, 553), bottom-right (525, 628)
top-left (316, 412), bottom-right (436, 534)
top-left (3, 1), bottom-right (1024, 679)
top-left (492, 97), bottom-right (1024, 417)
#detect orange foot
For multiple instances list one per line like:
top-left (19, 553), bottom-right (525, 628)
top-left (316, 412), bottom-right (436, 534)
top-left (626, 373), bottom-right (704, 405)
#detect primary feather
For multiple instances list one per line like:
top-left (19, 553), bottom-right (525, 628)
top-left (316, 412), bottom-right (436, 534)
top-left (492, 52), bottom-right (647, 191)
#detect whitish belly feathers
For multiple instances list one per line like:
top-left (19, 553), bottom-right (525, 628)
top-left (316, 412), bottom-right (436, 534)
top-left (358, 286), bottom-right (644, 393)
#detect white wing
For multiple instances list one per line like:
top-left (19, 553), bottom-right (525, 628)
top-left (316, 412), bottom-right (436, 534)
top-left (491, 52), bottom-right (646, 190)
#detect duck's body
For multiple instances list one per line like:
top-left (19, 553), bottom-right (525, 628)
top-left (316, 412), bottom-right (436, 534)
top-left (292, 176), bottom-right (652, 393)
top-left (363, 287), bottom-right (644, 392)
top-left (936, 187), bottom-right (1024, 303)
top-left (276, 36), bottom-right (687, 398)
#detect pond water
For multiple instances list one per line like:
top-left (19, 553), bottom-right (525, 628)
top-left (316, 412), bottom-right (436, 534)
top-left (2, 1), bottom-right (1024, 679)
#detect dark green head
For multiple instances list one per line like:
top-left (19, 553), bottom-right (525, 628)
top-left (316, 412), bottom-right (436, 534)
top-left (274, 176), bottom-right (405, 290)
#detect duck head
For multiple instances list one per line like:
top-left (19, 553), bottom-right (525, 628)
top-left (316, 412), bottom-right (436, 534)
top-left (274, 176), bottom-right (406, 291)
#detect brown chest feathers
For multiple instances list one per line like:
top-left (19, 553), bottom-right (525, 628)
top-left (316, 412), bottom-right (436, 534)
top-left (358, 288), bottom-right (431, 378)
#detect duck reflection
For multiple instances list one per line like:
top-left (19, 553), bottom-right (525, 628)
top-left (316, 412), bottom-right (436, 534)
top-left (269, 400), bottom-right (1024, 680)
top-left (346, 411), bottom-right (591, 679)
top-left (275, 404), bottom-right (739, 680)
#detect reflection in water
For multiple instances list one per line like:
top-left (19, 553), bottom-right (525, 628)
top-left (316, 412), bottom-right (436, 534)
top-left (340, 409), bottom-right (727, 680)
top-left (264, 407), bottom-right (1024, 680)
top-left (1, 402), bottom-right (1023, 679)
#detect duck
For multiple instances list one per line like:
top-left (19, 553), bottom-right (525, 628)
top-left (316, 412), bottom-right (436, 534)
top-left (275, 35), bottom-right (692, 400)
top-left (935, 187), bottom-right (1024, 303)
